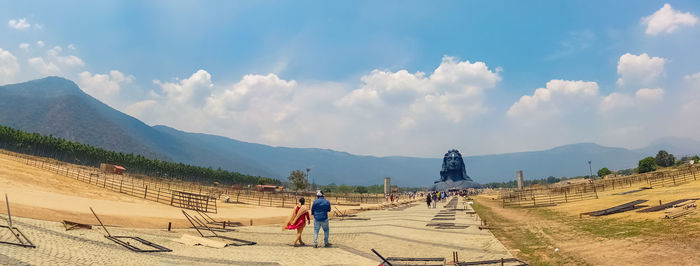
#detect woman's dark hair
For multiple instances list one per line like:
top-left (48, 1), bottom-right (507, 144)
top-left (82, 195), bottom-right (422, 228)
top-left (299, 197), bottom-right (305, 205)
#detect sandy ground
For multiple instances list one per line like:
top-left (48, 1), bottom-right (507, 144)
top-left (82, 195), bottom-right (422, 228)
top-left (0, 153), bottom-right (378, 229)
top-left (477, 178), bottom-right (700, 265)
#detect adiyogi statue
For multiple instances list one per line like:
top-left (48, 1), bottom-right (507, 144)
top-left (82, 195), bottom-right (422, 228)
top-left (431, 149), bottom-right (480, 191)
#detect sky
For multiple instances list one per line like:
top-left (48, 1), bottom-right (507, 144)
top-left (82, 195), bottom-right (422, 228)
top-left (1, 1), bottom-right (699, 158)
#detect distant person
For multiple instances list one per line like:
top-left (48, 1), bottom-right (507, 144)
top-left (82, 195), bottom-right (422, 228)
top-left (390, 194), bottom-right (394, 203)
top-left (283, 197), bottom-right (310, 246)
top-left (431, 192), bottom-right (437, 208)
top-left (426, 194), bottom-right (432, 208)
top-left (311, 191), bottom-right (332, 248)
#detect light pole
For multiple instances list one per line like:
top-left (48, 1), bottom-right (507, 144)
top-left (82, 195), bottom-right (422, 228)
top-left (588, 161), bottom-right (593, 179)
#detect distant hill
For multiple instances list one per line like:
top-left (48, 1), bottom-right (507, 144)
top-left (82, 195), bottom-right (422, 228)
top-left (633, 136), bottom-right (700, 158)
top-left (1, 77), bottom-right (698, 187)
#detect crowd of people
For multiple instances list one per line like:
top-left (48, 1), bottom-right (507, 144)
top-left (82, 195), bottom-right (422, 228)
top-left (425, 191), bottom-right (450, 208)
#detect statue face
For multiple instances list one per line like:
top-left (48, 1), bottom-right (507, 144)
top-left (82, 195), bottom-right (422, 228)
top-left (445, 153), bottom-right (461, 170)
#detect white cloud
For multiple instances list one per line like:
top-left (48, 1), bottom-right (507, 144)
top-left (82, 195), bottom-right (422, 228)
top-left (680, 72), bottom-right (700, 114)
top-left (205, 73), bottom-right (297, 117)
top-left (153, 69), bottom-right (214, 105)
top-left (27, 45), bottom-right (85, 75)
top-left (68, 44), bottom-right (76, 50)
top-left (684, 72), bottom-right (700, 88)
top-left (28, 57), bottom-right (60, 75)
top-left (642, 3), bottom-right (698, 35)
top-left (616, 53), bottom-right (666, 88)
top-left (125, 56), bottom-right (504, 156)
top-left (8, 18), bottom-right (30, 30)
top-left (599, 88), bottom-right (663, 112)
top-left (36, 41), bottom-right (45, 47)
top-left (79, 70), bottom-right (134, 104)
top-left (635, 88), bottom-right (664, 101)
top-left (0, 48), bottom-right (20, 84)
top-left (600, 92), bottom-right (634, 112)
top-left (337, 55), bottom-right (501, 124)
top-left (19, 43), bottom-right (30, 50)
top-left (507, 79), bottom-right (599, 119)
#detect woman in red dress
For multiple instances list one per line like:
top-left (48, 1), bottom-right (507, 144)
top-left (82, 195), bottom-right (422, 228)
top-left (282, 197), bottom-right (310, 246)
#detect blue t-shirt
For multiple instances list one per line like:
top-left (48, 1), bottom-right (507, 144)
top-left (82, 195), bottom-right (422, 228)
top-left (311, 197), bottom-right (331, 221)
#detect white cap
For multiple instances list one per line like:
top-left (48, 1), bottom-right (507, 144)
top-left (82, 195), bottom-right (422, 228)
top-left (316, 190), bottom-right (324, 196)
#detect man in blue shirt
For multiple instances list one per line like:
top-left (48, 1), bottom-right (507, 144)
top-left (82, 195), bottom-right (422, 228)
top-left (311, 190), bottom-right (331, 248)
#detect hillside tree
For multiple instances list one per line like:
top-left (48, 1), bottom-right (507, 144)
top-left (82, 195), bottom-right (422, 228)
top-left (597, 167), bottom-right (612, 177)
top-left (638, 157), bottom-right (657, 173)
top-left (655, 150), bottom-right (676, 167)
top-left (288, 169), bottom-right (308, 191)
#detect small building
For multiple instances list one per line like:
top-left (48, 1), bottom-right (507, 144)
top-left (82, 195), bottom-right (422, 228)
top-left (99, 163), bottom-right (125, 175)
top-left (255, 185), bottom-right (283, 192)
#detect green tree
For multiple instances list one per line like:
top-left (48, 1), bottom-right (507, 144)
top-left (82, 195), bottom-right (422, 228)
top-left (638, 157), bottom-right (657, 173)
top-left (655, 150), bottom-right (676, 167)
top-left (597, 167), bottom-right (612, 177)
top-left (288, 170), bottom-right (308, 191)
top-left (324, 183), bottom-right (338, 192)
top-left (354, 186), bottom-right (368, 194)
top-left (337, 184), bottom-right (352, 193)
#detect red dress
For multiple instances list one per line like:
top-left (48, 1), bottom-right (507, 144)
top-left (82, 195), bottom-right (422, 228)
top-left (286, 206), bottom-right (309, 230)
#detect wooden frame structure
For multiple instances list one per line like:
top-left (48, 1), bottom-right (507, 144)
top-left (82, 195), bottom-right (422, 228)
top-left (171, 190), bottom-right (216, 213)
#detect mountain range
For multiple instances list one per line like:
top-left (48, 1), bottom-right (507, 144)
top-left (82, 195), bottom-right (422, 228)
top-left (1, 77), bottom-right (699, 187)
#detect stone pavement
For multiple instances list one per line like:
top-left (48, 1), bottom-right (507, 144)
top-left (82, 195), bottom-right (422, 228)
top-left (0, 197), bottom-right (513, 265)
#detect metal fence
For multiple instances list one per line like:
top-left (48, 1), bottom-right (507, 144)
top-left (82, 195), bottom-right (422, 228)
top-left (0, 149), bottom-right (386, 211)
top-left (501, 164), bottom-right (699, 208)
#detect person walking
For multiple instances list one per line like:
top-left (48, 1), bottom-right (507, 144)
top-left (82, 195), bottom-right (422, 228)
top-left (426, 193), bottom-right (432, 208)
top-left (431, 192), bottom-right (437, 208)
top-left (282, 197), bottom-right (310, 246)
top-left (311, 190), bottom-right (332, 248)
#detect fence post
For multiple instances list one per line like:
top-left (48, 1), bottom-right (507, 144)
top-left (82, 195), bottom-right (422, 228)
top-left (157, 187), bottom-right (161, 202)
top-left (145, 185), bottom-right (148, 199)
top-left (564, 190), bottom-right (568, 203)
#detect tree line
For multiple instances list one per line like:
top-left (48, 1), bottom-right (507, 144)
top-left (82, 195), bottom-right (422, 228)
top-left (598, 150), bottom-right (699, 177)
top-left (482, 176), bottom-right (562, 188)
top-left (0, 124), bottom-right (280, 186)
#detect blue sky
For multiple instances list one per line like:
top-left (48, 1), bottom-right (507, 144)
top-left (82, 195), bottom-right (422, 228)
top-left (1, 1), bottom-right (700, 157)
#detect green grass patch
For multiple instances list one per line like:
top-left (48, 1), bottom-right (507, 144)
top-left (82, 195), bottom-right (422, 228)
top-left (473, 199), bottom-right (590, 266)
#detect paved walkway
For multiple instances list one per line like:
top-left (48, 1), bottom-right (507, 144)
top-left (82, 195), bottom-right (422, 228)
top-left (0, 197), bottom-right (513, 265)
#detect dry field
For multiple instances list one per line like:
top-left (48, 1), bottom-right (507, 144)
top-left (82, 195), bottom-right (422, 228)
top-left (0, 152), bottom-right (372, 229)
top-left (475, 177), bottom-right (700, 265)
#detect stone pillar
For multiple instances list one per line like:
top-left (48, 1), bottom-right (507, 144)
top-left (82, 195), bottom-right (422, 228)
top-left (517, 170), bottom-right (524, 190)
top-left (384, 177), bottom-right (391, 195)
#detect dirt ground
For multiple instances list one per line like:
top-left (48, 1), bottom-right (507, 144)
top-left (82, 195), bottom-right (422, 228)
top-left (0, 153), bottom-right (376, 229)
top-left (475, 180), bottom-right (700, 265)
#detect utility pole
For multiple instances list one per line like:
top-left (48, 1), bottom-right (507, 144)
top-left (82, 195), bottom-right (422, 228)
top-left (588, 161), bottom-right (593, 179)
